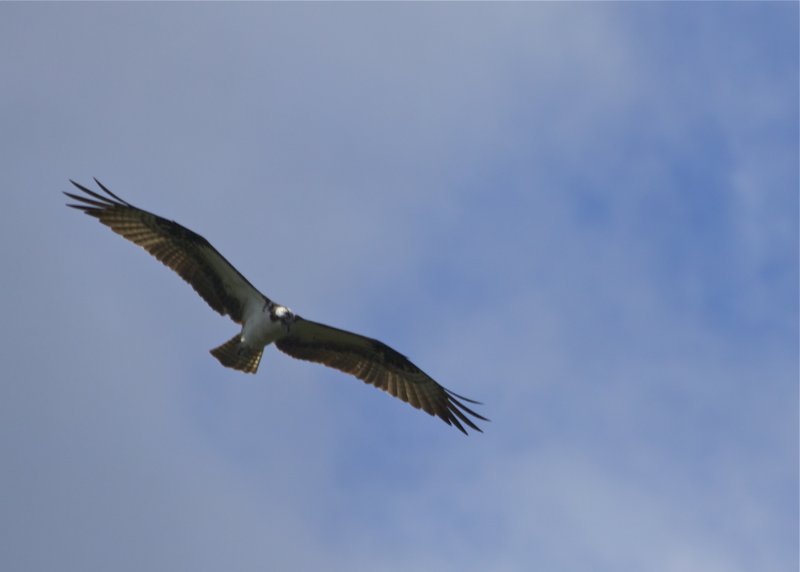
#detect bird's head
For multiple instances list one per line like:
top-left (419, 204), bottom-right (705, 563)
top-left (272, 304), bottom-right (295, 332)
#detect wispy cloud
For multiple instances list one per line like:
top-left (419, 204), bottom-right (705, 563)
top-left (0, 3), bottom-right (795, 571)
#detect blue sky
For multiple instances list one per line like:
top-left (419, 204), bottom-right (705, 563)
top-left (0, 3), bottom-right (796, 571)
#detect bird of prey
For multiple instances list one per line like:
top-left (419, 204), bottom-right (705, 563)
top-left (65, 179), bottom-right (486, 434)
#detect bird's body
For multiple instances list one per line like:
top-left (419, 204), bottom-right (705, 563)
top-left (65, 179), bottom-right (486, 434)
top-left (211, 299), bottom-right (291, 374)
top-left (241, 301), bottom-right (291, 354)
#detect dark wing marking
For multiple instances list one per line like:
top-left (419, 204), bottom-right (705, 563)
top-left (64, 178), bottom-right (265, 323)
top-left (275, 318), bottom-right (487, 434)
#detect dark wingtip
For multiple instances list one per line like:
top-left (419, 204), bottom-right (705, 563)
top-left (443, 389), bottom-right (488, 435)
top-left (65, 179), bottom-right (132, 211)
top-left (92, 177), bottom-right (131, 206)
top-left (445, 388), bottom-right (483, 405)
top-left (452, 419), bottom-right (469, 435)
top-left (69, 179), bottom-right (92, 194)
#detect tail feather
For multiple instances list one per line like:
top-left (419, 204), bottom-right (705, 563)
top-left (210, 335), bottom-right (263, 374)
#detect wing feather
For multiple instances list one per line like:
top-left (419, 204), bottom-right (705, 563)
top-left (275, 318), bottom-right (487, 434)
top-left (65, 179), bottom-right (265, 323)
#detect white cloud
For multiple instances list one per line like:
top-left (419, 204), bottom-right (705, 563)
top-left (0, 4), bottom-right (795, 572)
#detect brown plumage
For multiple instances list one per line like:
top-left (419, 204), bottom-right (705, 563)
top-left (210, 334), bottom-right (264, 374)
top-left (65, 179), bottom-right (487, 434)
top-left (65, 179), bottom-right (261, 323)
top-left (276, 319), bottom-right (486, 434)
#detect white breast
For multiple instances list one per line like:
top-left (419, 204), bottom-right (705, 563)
top-left (240, 304), bottom-right (285, 349)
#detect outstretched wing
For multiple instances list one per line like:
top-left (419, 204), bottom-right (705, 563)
top-left (64, 178), bottom-right (266, 323)
top-left (275, 318), bottom-right (487, 434)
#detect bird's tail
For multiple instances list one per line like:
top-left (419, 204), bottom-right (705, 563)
top-left (210, 335), bottom-right (263, 374)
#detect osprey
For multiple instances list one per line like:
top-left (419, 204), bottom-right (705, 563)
top-left (65, 179), bottom-right (486, 434)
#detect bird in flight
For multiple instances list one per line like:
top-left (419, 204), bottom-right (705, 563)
top-left (65, 179), bottom-right (486, 434)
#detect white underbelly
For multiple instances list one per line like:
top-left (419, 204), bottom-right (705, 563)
top-left (241, 307), bottom-right (284, 348)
